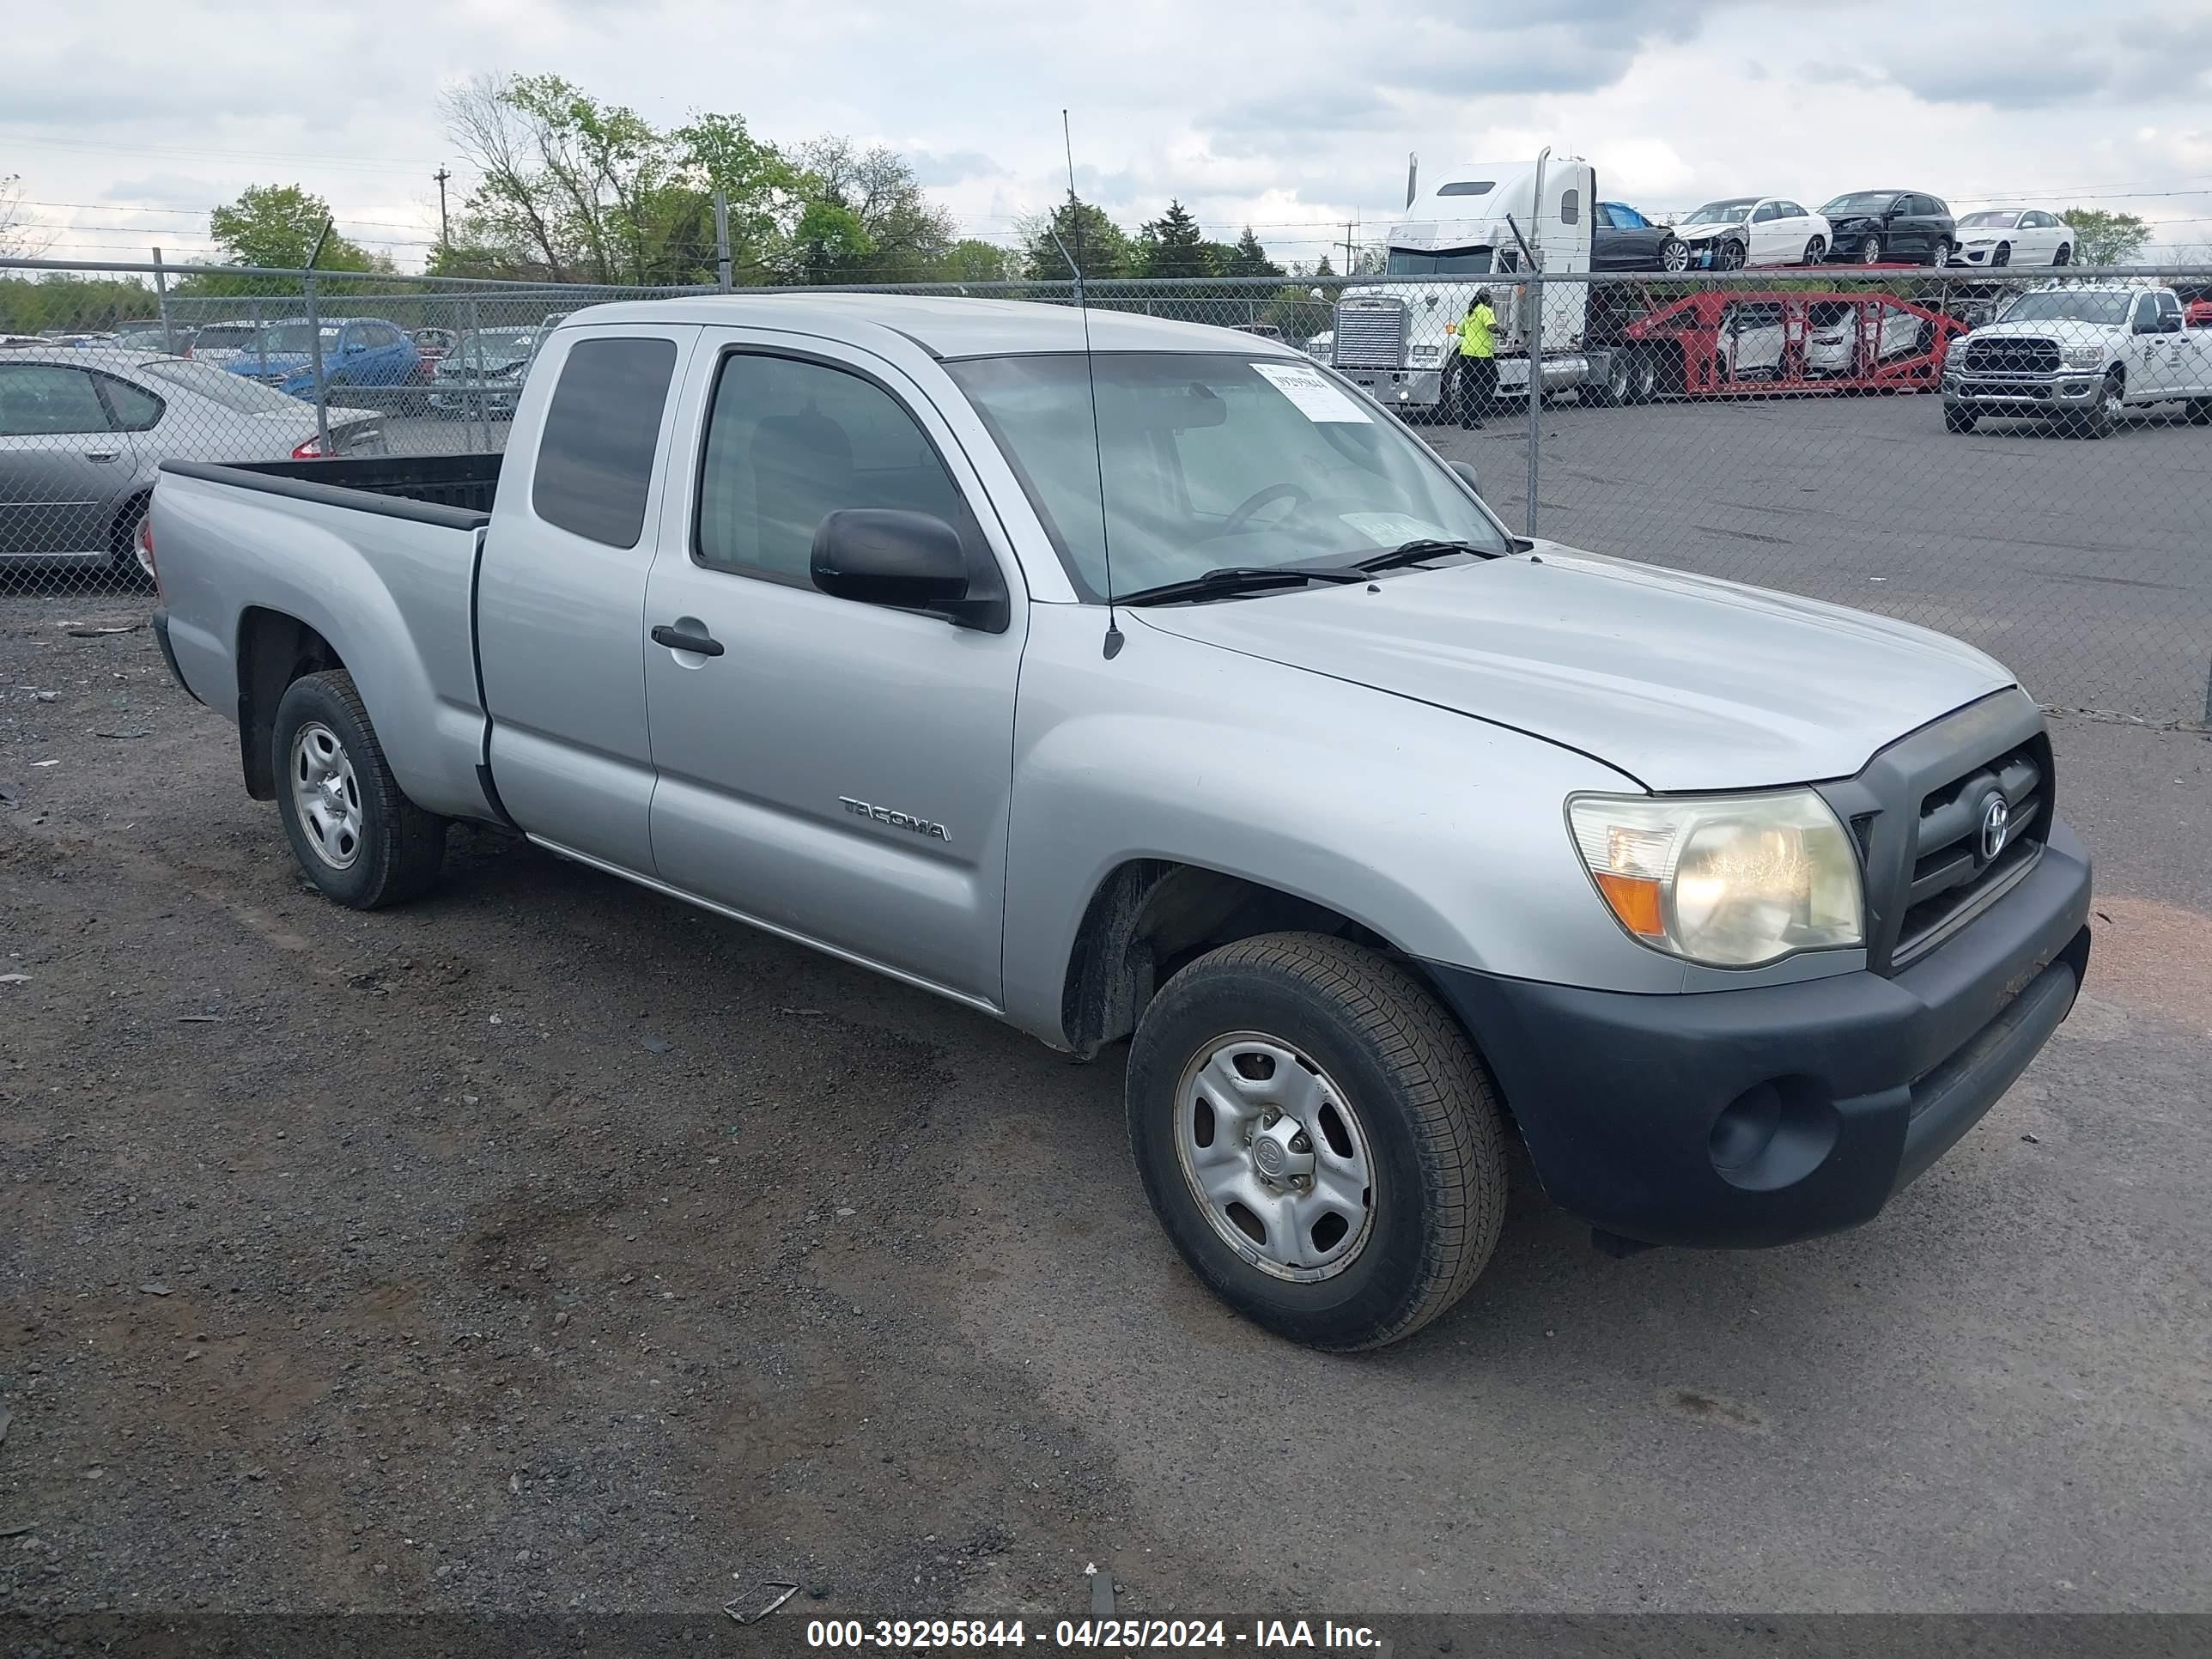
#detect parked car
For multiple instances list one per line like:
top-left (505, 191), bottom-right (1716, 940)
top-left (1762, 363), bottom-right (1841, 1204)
top-left (412, 326), bottom-right (459, 364)
top-left (1804, 299), bottom-right (1935, 377)
top-left (1591, 201), bottom-right (1688, 271)
top-left (1942, 284), bottom-right (2212, 435)
top-left (1948, 210), bottom-right (2075, 269)
top-left (0, 347), bottom-right (383, 571)
top-left (149, 295), bottom-right (2092, 1352)
top-left (224, 317), bottom-right (422, 406)
top-left (2187, 300), bottom-right (2212, 330)
top-left (185, 320), bottom-right (266, 368)
top-left (1820, 191), bottom-right (1956, 264)
top-left (1673, 197), bottom-right (1828, 269)
top-left (428, 325), bottom-right (544, 420)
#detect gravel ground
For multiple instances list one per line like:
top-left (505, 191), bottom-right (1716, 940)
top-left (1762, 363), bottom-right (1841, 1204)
top-left (1, 599), bottom-right (2208, 1634)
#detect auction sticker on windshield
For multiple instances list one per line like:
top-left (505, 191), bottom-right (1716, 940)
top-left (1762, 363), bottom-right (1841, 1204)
top-left (1251, 362), bottom-right (1371, 422)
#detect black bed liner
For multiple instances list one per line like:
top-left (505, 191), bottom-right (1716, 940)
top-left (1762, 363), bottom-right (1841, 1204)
top-left (159, 452), bottom-right (501, 530)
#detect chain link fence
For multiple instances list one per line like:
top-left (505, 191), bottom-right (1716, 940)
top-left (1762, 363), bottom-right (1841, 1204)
top-left (5, 255), bottom-right (2209, 722)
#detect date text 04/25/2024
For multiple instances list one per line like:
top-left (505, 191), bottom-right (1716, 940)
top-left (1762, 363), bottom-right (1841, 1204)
top-left (804, 1618), bottom-right (1385, 1650)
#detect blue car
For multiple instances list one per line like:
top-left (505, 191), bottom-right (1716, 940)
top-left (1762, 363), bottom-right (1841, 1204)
top-left (225, 317), bottom-right (422, 404)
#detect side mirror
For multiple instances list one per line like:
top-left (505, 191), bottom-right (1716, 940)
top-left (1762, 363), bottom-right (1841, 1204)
top-left (812, 508), bottom-right (1006, 630)
top-left (1449, 460), bottom-right (1482, 498)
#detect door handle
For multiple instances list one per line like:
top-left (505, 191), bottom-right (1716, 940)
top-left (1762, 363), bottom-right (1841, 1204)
top-left (84, 449), bottom-right (121, 463)
top-left (651, 623), bottom-right (725, 658)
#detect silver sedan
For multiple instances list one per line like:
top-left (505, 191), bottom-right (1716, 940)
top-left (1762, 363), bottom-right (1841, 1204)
top-left (0, 346), bottom-right (383, 573)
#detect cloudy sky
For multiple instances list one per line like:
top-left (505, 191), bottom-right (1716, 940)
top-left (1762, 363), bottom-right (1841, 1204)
top-left (8, 0), bottom-right (2212, 271)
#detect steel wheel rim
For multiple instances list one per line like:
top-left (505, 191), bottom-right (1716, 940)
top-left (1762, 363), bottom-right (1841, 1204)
top-left (290, 721), bottom-right (364, 871)
top-left (1173, 1030), bottom-right (1376, 1283)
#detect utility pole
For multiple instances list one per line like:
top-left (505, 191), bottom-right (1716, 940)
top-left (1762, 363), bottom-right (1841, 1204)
top-left (434, 167), bottom-right (451, 254)
top-left (713, 188), bottom-right (732, 292)
top-left (1341, 219), bottom-right (1356, 274)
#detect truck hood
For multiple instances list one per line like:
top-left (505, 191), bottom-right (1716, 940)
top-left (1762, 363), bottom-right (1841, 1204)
top-left (1965, 318), bottom-right (2118, 343)
top-left (1132, 547), bottom-right (2015, 792)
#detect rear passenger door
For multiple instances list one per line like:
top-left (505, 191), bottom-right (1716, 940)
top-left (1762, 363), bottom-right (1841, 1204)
top-left (476, 323), bottom-right (697, 872)
top-left (638, 331), bottom-right (1027, 1006)
top-left (0, 362), bottom-right (137, 556)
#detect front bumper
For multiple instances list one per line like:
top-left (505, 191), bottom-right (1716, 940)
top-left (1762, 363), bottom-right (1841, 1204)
top-left (1340, 367), bottom-right (1443, 408)
top-left (1428, 819), bottom-right (2092, 1249)
top-left (1944, 371), bottom-right (2105, 412)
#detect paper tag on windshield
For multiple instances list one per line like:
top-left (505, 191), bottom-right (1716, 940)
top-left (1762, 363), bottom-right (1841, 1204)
top-left (1251, 362), bottom-right (1372, 423)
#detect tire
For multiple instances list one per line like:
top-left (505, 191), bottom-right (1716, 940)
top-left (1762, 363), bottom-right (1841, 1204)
top-left (1992, 243), bottom-right (2011, 268)
top-left (2187, 398), bottom-right (2212, 427)
top-left (1657, 236), bottom-right (1689, 274)
top-left (1858, 234), bottom-right (1884, 264)
top-left (1715, 238), bottom-right (1747, 271)
top-left (1629, 350), bottom-right (1658, 404)
top-left (272, 669), bottom-right (447, 909)
top-left (1126, 933), bottom-right (1508, 1352)
top-left (1803, 236), bottom-right (1826, 265)
top-left (1591, 349), bottom-right (1634, 407)
top-left (1945, 404), bottom-right (1978, 433)
top-left (2070, 372), bottom-right (2124, 439)
top-left (2053, 243), bottom-right (2071, 266)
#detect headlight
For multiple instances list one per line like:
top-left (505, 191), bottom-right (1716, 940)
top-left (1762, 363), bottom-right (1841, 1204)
top-left (2060, 343), bottom-right (2105, 368)
top-left (1566, 789), bottom-right (1863, 967)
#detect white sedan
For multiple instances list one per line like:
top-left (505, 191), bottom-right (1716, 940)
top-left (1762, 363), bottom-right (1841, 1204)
top-left (1948, 210), bottom-right (2075, 269)
top-left (1675, 197), bottom-right (1832, 269)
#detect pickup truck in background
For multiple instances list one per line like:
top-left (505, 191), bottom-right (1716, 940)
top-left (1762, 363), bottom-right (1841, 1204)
top-left (1944, 283), bottom-right (2212, 435)
top-left (148, 295), bottom-right (2092, 1351)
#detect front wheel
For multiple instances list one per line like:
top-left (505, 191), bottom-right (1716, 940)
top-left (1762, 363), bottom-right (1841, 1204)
top-left (1127, 933), bottom-right (1508, 1352)
top-left (273, 670), bottom-right (448, 909)
top-left (1991, 243), bottom-right (2011, 268)
top-left (1715, 238), bottom-right (1747, 271)
top-left (1858, 234), bottom-right (1884, 264)
top-left (2072, 372), bottom-right (2124, 439)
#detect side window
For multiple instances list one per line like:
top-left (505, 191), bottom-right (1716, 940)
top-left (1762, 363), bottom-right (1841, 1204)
top-left (1620, 205), bottom-right (1649, 228)
top-left (695, 352), bottom-right (977, 585)
top-left (0, 365), bottom-right (112, 435)
top-left (1559, 189), bottom-right (1578, 225)
top-left (1781, 202), bottom-right (1807, 219)
top-left (1753, 202), bottom-right (1781, 222)
top-left (94, 374), bottom-right (162, 432)
top-left (532, 337), bottom-right (679, 550)
top-left (2157, 293), bottom-right (2183, 331)
top-left (2131, 295), bottom-right (2159, 331)
top-left (1592, 203), bottom-right (1615, 228)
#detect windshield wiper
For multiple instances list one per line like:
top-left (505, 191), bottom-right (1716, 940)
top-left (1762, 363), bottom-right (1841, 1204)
top-left (1346, 537), bottom-right (1529, 572)
top-left (1115, 564), bottom-right (1370, 607)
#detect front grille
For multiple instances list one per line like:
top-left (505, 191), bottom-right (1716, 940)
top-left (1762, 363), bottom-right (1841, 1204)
top-left (1333, 297), bottom-right (1409, 368)
top-left (1891, 736), bottom-right (2050, 964)
top-left (1960, 337), bottom-right (2060, 374)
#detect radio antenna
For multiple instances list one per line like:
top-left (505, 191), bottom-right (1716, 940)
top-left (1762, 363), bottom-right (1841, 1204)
top-left (1054, 109), bottom-right (1123, 659)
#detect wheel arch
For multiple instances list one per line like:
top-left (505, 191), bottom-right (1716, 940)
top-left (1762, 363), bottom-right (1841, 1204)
top-left (234, 606), bottom-right (348, 799)
top-left (1059, 859), bottom-right (1427, 1055)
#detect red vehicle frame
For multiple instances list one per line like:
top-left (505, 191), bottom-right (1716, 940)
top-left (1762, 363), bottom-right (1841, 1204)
top-left (1612, 288), bottom-right (1968, 397)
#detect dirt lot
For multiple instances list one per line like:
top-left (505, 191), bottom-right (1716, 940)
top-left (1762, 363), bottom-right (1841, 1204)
top-left (3, 597), bottom-right (2209, 1634)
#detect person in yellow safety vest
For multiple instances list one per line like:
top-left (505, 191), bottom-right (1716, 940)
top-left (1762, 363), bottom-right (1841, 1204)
top-left (1449, 289), bottom-right (1498, 429)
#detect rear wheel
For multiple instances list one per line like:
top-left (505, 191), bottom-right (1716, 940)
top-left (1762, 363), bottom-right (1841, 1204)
top-left (2053, 242), bottom-right (2071, 266)
top-left (1802, 236), bottom-right (1826, 265)
top-left (108, 490), bottom-right (153, 582)
top-left (1127, 933), bottom-right (1508, 1352)
top-left (273, 670), bottom-right (448, 909)
top-left (1630, 350), bottom-right (1659, 404)
top-left (1945, 404), bottom-right (1978, 433)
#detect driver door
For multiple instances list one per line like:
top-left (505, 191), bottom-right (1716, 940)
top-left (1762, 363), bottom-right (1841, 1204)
top-left (639, 331), bottom-right (1027, 1006)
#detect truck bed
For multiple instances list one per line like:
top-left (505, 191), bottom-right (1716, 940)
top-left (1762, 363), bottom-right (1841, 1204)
top-left (160, 451), bottom-right (502, 523)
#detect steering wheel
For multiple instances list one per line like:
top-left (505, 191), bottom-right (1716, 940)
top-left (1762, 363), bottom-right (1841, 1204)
top-left (1213, 481), bottom-right (1312, 538)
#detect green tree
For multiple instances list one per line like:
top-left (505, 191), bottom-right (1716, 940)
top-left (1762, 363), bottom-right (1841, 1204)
top-left (1018, 193), bottom-right (1134, 281)
top-left (1226, 227), bottom-right (1282, 277)
top-left (208, 184), bottom-right (373, 270)
top-left (939, 238), bottom-right (1014, 283)
top-left (1310, 252), bottom-right (1336, 278)
top-left (2059, 208), bottom-right (2151, 266)
top-left (789, 200), bottom-right (873, 283)
top-left (791, 137), bottom-right (956, 280)
top-left (1139, 199), bottom-right (1212, 278)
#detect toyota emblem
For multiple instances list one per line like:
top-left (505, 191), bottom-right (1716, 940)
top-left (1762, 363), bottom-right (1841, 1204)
top-left (1978, 793), bottom-right (2010, 862)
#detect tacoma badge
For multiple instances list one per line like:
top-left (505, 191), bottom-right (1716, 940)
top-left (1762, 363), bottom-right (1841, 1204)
top-left (839, 796), bottom-right (951, 842)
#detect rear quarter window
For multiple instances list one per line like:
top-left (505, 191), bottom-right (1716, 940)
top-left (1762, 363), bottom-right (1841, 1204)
top-left (532, 337), bottom-right (679, 550)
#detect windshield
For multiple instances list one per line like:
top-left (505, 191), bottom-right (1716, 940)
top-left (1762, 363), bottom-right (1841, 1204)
top-left (1996, 290), bottom-right (2132, 325)
top-left (1385, 246), bottom-right (1495, 276)
top-left (1959, 211), bottom-right (2021, 229)
top-left (264, 324), bottom-right (339, 353)
top-left (1824, 193), bottom-right (1899, 216)
top-left (945, 352), bottom-right (1510, 602)
top-left (139, 359), bottom-right (313, 413)
top-left (455, 328), bottom-right (538, 362)
top-left (1683, 201), bottom-right (1753, 224)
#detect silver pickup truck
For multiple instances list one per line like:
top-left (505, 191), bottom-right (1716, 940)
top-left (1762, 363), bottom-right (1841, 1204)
top-left (147, 295), bottom-right (2092, 1351)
